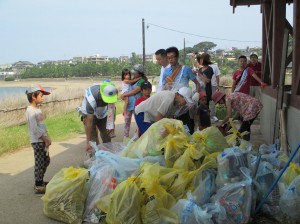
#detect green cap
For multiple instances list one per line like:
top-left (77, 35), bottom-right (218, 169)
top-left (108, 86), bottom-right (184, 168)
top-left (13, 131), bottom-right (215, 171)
top-left (100, 81), bottom-right (118, 104)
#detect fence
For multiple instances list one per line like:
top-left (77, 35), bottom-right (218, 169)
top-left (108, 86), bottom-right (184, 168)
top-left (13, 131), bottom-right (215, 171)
top-left (0, 97), bottom-right (83, 128)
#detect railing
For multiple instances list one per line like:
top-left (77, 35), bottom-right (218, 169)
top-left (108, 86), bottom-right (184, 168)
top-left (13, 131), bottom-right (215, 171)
top-left (0, 97), bottom-right (83, 128)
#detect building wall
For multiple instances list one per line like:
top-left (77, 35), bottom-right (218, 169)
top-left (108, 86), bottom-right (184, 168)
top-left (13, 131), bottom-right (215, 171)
top-left (260, 93), bottom-right (300, 150)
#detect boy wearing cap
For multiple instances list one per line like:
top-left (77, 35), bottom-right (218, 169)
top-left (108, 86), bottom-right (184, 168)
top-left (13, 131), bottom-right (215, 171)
top-left (79, 81), bottom-right (118, 152)
top-left (25, 84), bottom-right (51, 194)
top-left (134, 81), bottom-right (152, 137)
top-left (134, 86), bottom-right (193, 135)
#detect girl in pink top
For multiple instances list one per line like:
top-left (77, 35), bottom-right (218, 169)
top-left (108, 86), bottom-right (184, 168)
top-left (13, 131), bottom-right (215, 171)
top-left (212, 91), bottom-right (263, 141)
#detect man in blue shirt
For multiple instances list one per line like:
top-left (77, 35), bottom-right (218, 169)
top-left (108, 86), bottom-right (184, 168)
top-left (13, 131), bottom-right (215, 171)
top-left (162, 46), bottom-right (201, 93)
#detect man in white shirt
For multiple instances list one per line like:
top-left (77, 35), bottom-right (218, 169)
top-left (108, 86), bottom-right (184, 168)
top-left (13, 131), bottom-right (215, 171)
top-left (155, 49), bottom-right (170, 92)
top-left (134, 86), bottom-right (193, 135)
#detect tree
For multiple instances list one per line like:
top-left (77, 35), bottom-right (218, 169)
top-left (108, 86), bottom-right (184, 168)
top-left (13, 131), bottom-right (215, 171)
top-left (193, 41), bottom-right (217, 53)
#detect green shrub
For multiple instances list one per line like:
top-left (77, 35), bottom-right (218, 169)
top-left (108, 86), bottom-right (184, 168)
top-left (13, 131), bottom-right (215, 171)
top-left (4, 76), bottom-right (15, 81)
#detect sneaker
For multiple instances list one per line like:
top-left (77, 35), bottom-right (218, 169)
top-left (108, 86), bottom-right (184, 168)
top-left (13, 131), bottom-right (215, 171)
top-left (34, 185), bottom-right (46, 194)
top-left (108, 130), bottom-right (116, 138)
top-left (211, 116), bottom-right (219, 123)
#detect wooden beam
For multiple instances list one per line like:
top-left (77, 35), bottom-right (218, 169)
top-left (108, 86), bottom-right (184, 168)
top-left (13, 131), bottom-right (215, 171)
top-left (293, 0), bottom-right (300, 95)
top-left (272, 0), bottom-right (286, 88)
top-left (262, 2), bottom-right (273, 83)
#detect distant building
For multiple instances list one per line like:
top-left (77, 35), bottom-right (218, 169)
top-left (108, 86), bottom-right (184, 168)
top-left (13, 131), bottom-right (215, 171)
top-left (137, 54), bottom-right (156, 63)
top-left (88, 54), bottom-right (109, 64)
top-left (12, 61), bottom-right (35, 71)
top-left (119, 56), bottom-right (129, 63)
top-left (72, 56), bottom-right (88, 64)
top-left (0, 64), bottom-right (12, 70)
top-left (0, 71), bottom-right (16, 80)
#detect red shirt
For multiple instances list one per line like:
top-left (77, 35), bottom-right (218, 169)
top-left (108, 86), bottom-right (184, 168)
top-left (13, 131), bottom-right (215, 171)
top-left (247, 62), bottom-right (262, 86)
top-left (232, 67), bottom-right (255, 94)
top-left (135, 96), bottom-right (148, 107)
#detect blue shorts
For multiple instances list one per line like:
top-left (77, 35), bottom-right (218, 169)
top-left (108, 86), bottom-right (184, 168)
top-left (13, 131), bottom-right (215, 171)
top-left (134, 112), bottom-right (152, 135)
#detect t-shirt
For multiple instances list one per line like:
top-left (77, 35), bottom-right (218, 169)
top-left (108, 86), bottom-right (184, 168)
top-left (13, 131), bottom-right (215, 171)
top-left (25, 106), bottom-right (48, 143)
top-left (162, 65), bottom-right (196, 91)
top-left (157, 64), bottom-right (170, 92)
top-left (197, 104), bottom-right (211, 128)
top-left (226, 92), bottom-right (263, 121)
top-left (232, 67), bottom-right (255, 94)
top-left (135, 96), bottom-right (148, 107)
top-left (135, 91), bottom-right (177, 123)
top-left (127, 78), bottom-right (145, 111)
top-left (83, 84), bottom-right (108, 119)
top-left (247, 62), bottom-right (262, 86)
top-left (209, 64), bottom-right (221, 87)
top-left (199, 66), bottom-right (214, 102)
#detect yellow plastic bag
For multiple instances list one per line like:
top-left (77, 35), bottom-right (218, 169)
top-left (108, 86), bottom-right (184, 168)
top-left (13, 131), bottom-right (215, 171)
top-left (160, 169), bottom-right (194, 200)
top-left (163, 134), bottom-right (188, 167)
top-left (41, 167), bottom-right (89, 224)
top-left (104, 176), bottom-right (143, 224)
top-left (190, 126), bottom-right (228, 153)
top-left (283, 162), bottom-right (300, 186)
top-left (139, 163), bottom-right (178, 224)
top-left (122, 118), bottom-right (186, 158)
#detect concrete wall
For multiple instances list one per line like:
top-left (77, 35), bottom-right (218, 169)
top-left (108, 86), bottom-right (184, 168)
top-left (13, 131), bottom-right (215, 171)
top-left (260, 93), bottom-right (300, 150)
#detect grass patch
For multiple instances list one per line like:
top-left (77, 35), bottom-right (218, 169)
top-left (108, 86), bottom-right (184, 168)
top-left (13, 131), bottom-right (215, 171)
top-left (0, 112), bottom-right (84, 156)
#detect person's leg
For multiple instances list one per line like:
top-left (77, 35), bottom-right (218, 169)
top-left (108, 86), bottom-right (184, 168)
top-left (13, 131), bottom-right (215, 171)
top-left (123, 111), bottom-right (133, 138)
top-left (83, 115), bottom-right (100, 144)
top-left (95, 117), bottom-right (111, 143)
top-left (210, 86), bottom-right (217, 119)
top-left (32, 142), bottom-right (49, 193)
top-left (123, 97), bottom-right (129, 118)
top-left (134, 112), bottom-right (152, 135)
top-left (239, 117), bottom-right (255, 141)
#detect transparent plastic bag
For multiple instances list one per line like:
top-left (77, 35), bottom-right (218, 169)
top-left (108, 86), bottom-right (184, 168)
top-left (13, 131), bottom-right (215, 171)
top-left (171, 192), bottom-right (213, 224)
top-left (83, 164), bottom-right (116, 223)
top-left (280, 175), bottom-right (300, 220)
top-left (191, 169), bottom-right (216, 206)
top-left (41, 167), bottom-right (89, 224)
top-left (213, 167), bottom-right (252, 224)
top-left (216, 147), bottom-right (249, 187)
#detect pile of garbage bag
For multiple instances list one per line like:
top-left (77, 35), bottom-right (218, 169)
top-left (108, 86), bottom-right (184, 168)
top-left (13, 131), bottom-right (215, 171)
top-left (41, 118), bottom-right (300, 223)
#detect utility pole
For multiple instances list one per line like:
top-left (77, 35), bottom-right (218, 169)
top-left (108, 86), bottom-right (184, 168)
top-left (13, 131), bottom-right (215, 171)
top-left (142, 18), bottom-right (146, 74)
top-left (183, 38), bottom-right (186, 64)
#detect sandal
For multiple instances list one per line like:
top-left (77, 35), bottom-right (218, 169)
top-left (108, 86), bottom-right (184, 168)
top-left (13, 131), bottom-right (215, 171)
top-left (34, 185), bottom-right (46, 194)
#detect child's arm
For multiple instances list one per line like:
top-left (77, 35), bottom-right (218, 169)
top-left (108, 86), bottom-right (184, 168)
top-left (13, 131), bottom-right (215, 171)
top-left (41, 135), bottom-right (51, 147)
top-left (123, 77), bottom-right (141, 84)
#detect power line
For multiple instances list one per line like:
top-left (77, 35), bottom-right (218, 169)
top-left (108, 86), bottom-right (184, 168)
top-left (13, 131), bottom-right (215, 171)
top-left (147, 22), bottom-right (261, 43)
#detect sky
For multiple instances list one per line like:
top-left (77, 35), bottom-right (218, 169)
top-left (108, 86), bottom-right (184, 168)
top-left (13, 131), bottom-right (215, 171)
top-left (0, 0), bottom-right (294, 64)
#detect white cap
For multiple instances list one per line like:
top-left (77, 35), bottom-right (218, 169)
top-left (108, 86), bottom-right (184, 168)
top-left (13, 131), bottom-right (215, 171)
top-left (177, 87), bottom-right (193, 104)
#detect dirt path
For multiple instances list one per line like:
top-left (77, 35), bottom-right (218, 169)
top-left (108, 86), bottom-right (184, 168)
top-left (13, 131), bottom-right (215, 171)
top-left (0, 114), bottom-right (137, 224)
top-left (0, 113), bottom-right (265, 224)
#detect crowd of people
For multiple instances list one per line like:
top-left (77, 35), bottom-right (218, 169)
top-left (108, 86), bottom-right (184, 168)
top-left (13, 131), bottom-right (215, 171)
top-left (24, 48), bottom-right (266, 194)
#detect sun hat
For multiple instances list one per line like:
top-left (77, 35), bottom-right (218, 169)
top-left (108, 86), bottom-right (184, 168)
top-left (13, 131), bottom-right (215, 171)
top-left (141, 81), bottom-right (152, 90)
top-left (177, 87), bottom-right (193, 104)
top-left (212, 91), bottom-right (226, 104)
top-left (133, 64), bottom-right (144, 74)
top-left (25, 84), bottom-right (51, 95)
top-left (100, 81), bottom-right (118, 104)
